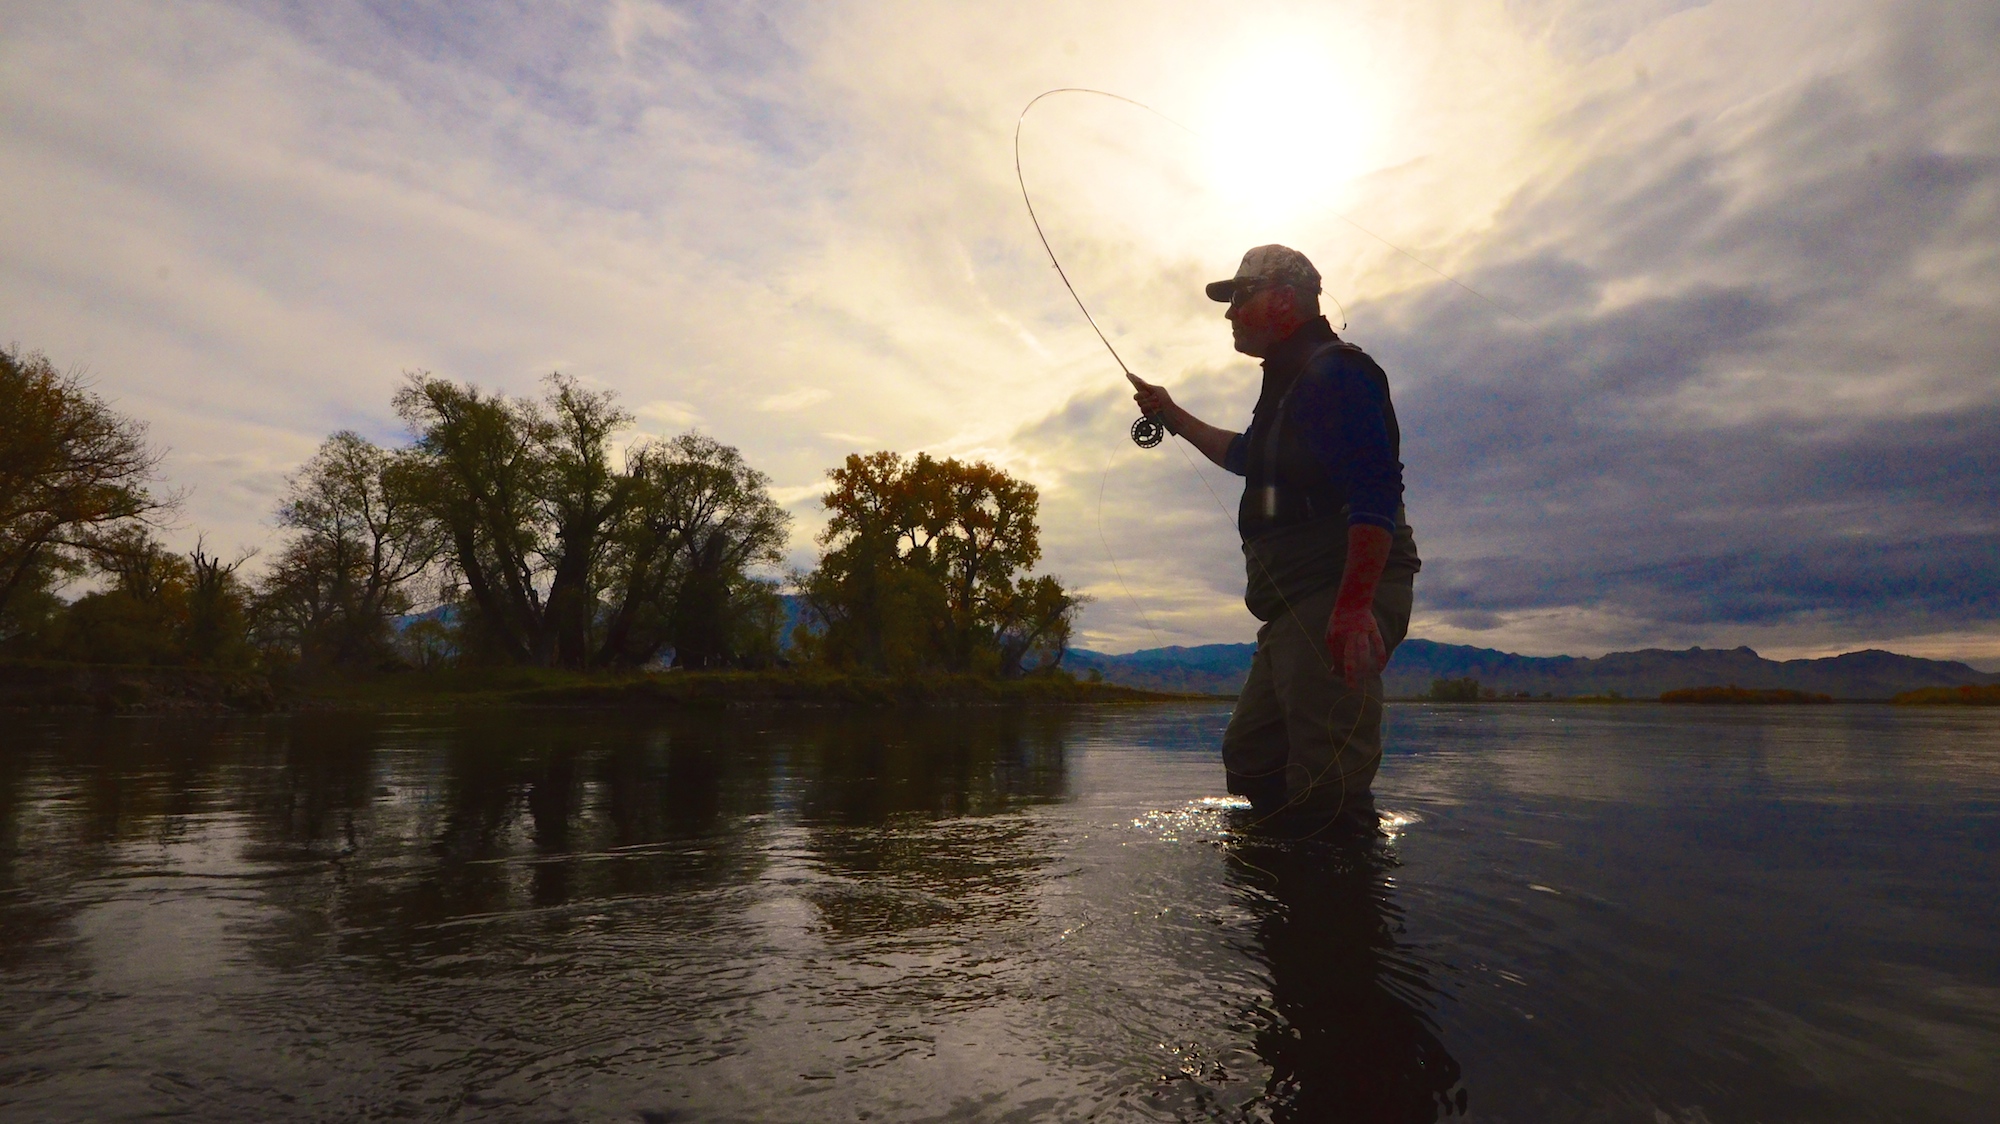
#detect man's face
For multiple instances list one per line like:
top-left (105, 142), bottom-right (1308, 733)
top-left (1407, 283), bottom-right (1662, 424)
top-left (1226, 283), bottom-right (1294, 358)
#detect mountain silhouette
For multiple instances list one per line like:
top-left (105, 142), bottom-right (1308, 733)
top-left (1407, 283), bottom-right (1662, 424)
top-left (1065, 639), bottom-right (2000, 700)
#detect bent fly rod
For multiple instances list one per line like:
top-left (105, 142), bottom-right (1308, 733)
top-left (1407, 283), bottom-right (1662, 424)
top-left (1012, 86), bottom-right (1524, 451)
top-left (1013, 88), bottom-right (1187, 449)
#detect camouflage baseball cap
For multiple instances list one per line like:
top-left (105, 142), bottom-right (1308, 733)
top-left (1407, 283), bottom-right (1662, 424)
top-left (1204, 244), bottom-right (1322, 302)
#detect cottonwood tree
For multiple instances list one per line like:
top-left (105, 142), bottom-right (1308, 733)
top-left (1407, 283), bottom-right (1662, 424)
top-left (929, 459), bottom-right (1042, 671)
top-left (993, 574), bottom-right (1085, 678)
top-left (596, 433), bottom-right (790, 668)
top-left (394, 372), bottom-right (629, 668)
top-left (258, 430), bottom-right (440, 668)
top-left (0, 348), bottom-right (171, 637)
top-left (51, 528), bottom-right (254, 666)
top-left (396, 372), bottom-right (787, 669)
top-left (800, 451), bottom-right (1079, 675)
top-left (55, 528), bottom-right (191, 664)
top-left (798, 451), bottom-right (947, 672)
top-left (183, 538), bottom-right (256, 667)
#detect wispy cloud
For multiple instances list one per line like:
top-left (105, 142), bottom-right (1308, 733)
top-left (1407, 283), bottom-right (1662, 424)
top-left (1, 0), bottom-right (1993, 658)
top-left (758, 387), bottom-right (832, 412)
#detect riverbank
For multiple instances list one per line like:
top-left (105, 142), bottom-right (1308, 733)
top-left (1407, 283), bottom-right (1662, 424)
top-left (315, 666), bottom-right (1210, 710)
top-left (0, 659), bottom-right (1213, 713)
top-left (0, 660), bottom-right (280, 712)
top-left (1891, 684), bottom-right (2000, 705)
top-left (1660, 686), bottom-right (1834, 703)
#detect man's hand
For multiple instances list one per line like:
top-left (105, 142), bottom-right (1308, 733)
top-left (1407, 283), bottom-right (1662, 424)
top-left (1326, 605), bottom-right (1387, 688)
top-left (1326, 524), bottom-right (1394, 688)
top-left (1127, 373), bottom-right (1178, 430)
top-left (1125, 374), bottom-right (1241, 468)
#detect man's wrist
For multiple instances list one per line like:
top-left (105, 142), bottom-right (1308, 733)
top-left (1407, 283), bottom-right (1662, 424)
top-left (1329, 604), bottom-right (1376, 631)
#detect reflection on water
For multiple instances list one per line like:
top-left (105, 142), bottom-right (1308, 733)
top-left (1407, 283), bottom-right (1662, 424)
top-left (2, 703), bottom-right (1996, 1121)
top-left (1230, 828), bottom-right (1465, 1121)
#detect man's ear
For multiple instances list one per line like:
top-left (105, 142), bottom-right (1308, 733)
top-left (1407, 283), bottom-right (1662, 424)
top-left (1271, 285), bottom-right (1302, 321)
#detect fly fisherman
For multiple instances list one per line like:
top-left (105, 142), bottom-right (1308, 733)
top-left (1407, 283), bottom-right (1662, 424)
top-left (1129, 245), bottom-right (1421, 836)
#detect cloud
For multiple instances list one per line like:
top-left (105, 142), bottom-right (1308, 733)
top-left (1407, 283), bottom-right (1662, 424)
top-left (635, 399), bottom-right (702, 428)
top-left (1, 0), bottom-right (1994, 659)
top-left (1355, 0), bottom-right (2000, 656)
top-left (758, 387), bottom-right (832, 412)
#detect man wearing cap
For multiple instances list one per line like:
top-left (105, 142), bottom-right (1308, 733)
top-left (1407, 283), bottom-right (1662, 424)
top-left (1130, 245), bottom-right (1420, 835)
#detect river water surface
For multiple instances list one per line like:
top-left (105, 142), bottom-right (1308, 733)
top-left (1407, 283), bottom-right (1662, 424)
top-left (2, 703), bottom-right (1996, 1122)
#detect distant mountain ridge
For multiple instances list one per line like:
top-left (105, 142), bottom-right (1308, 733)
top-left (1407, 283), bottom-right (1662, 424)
top-left (1064, 639), bottom-right (2000, 700)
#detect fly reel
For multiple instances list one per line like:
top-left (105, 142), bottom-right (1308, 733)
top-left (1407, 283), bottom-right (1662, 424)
top-left (1130, 414), bottom-right (1166, 449)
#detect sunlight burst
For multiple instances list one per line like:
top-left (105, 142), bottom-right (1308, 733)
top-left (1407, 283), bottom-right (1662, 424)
top-left (1195, 38), bottom-right (1393, 232)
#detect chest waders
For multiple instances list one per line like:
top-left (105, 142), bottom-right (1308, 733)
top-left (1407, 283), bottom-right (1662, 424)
top-left (1227, 341), bottom-right (1421, 838)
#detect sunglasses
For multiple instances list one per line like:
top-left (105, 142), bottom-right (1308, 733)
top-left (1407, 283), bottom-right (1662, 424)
top-left (1227, 280), bottom-right (1273, 309)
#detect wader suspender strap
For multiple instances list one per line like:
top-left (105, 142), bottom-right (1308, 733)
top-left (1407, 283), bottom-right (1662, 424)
top-left (1259, 340), bottom-right (1349, 525)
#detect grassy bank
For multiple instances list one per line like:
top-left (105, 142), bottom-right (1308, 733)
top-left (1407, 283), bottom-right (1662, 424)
top-left (1, 659), bottom-right (1212, 713)
top-left (1661, 686), bottom-right (1833, 704)
top-left (310, 666), bottom-right (1209, 710)
top-left (1892, 684), bottom-right (2000, 706)
top-left (0, 659), bottom-right (279, 712)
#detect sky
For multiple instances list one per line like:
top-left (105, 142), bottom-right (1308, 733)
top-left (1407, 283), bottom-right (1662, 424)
top-left (3, 0), bottom-right (1996, 663)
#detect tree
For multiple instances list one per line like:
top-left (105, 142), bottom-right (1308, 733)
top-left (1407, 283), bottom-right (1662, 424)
top-left (184, 538), bottom-right (256, 667)
top-left (48, 529), bottom-right (253, 667)
top-left (395, 615), bottom-right (456, 670)
top-left (396, 372), bottom-right (788, 670)
top-left (0, 348), bottom-right (171, 633)
top-left (541, 376), bottom-right (633, 667)
top-left (799, 451), bottom-right (1079, 676)
top-left (927, 458), bottom-right (1042, 670)
top-left (55, 529), bottom-right (192, 665)
top-left (394, 372), bottom-right (630, 668)
top-left (1428, 677), bottom-right (1481, 702)
top-left (993, 574), bottom-right (1086, 678)
top-left (258, 431), bottom-right (439, 668)
top-left (597, 433), bottom-right (790, 669)
top-left (798, 452), bottom-right (941, 672)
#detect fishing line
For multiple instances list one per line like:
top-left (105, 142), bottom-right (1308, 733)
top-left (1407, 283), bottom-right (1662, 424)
top-left (1014, 88), bottom-right (1196, 448)
top-left (1095, 450), bottom-right (1173, 653)
top-left (1013, 88), bottom-right (1522, 434)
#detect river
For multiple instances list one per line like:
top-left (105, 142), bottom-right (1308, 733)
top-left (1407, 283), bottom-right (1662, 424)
top-left (3, 703), bottom-right (1996, 1121)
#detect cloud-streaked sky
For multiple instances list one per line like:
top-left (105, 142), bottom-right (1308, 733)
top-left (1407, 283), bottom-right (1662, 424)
top-left (4, 0), bottom-right (1995, 661)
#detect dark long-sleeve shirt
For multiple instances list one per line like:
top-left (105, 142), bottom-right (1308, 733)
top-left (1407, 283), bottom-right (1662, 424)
top-left (1222, 317), bottom-right (1404, 533)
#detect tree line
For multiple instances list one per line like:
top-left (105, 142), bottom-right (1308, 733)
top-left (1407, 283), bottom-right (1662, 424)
top-left (0, 345), bottom-right (1081, 678)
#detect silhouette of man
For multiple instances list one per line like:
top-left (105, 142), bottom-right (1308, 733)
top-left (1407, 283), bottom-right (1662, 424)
top-left (1129, 245), bottom-right (1420, 834)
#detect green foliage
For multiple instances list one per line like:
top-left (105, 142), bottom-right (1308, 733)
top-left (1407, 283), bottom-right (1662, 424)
top-left (39, 530), bottom-right (254, 667)
top-left (0, 347), bottom-right (170, 635)
top-left (394, 373), bottom-right (789, 671)
top-left (599, 433), bottom-right (791, 669)
top-left (1891, 683), bottom-right (2000, 706)
top-left (1428, 677), bottom-right (1482, 702)
top-left (0, 343), bottom-right (820, 682)
top-left (721, 578), bottom-right (788, 670)
top-left (798, 451), bottom-right (1083, 676)
top-left (394, 371), bottom-right (613, 666)
top-left (395, 616), bottom-right (456, 671)
top-left (256, 430), bottom-right (439, 669)
top-left (1661, 685), bottom-right (1833, 703)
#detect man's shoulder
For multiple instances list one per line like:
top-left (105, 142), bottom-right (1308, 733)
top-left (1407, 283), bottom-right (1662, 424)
top-left (1308, 337), bottom-right (1380, 365)
top-left (1300, 338), bottom-right (1389, 387)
